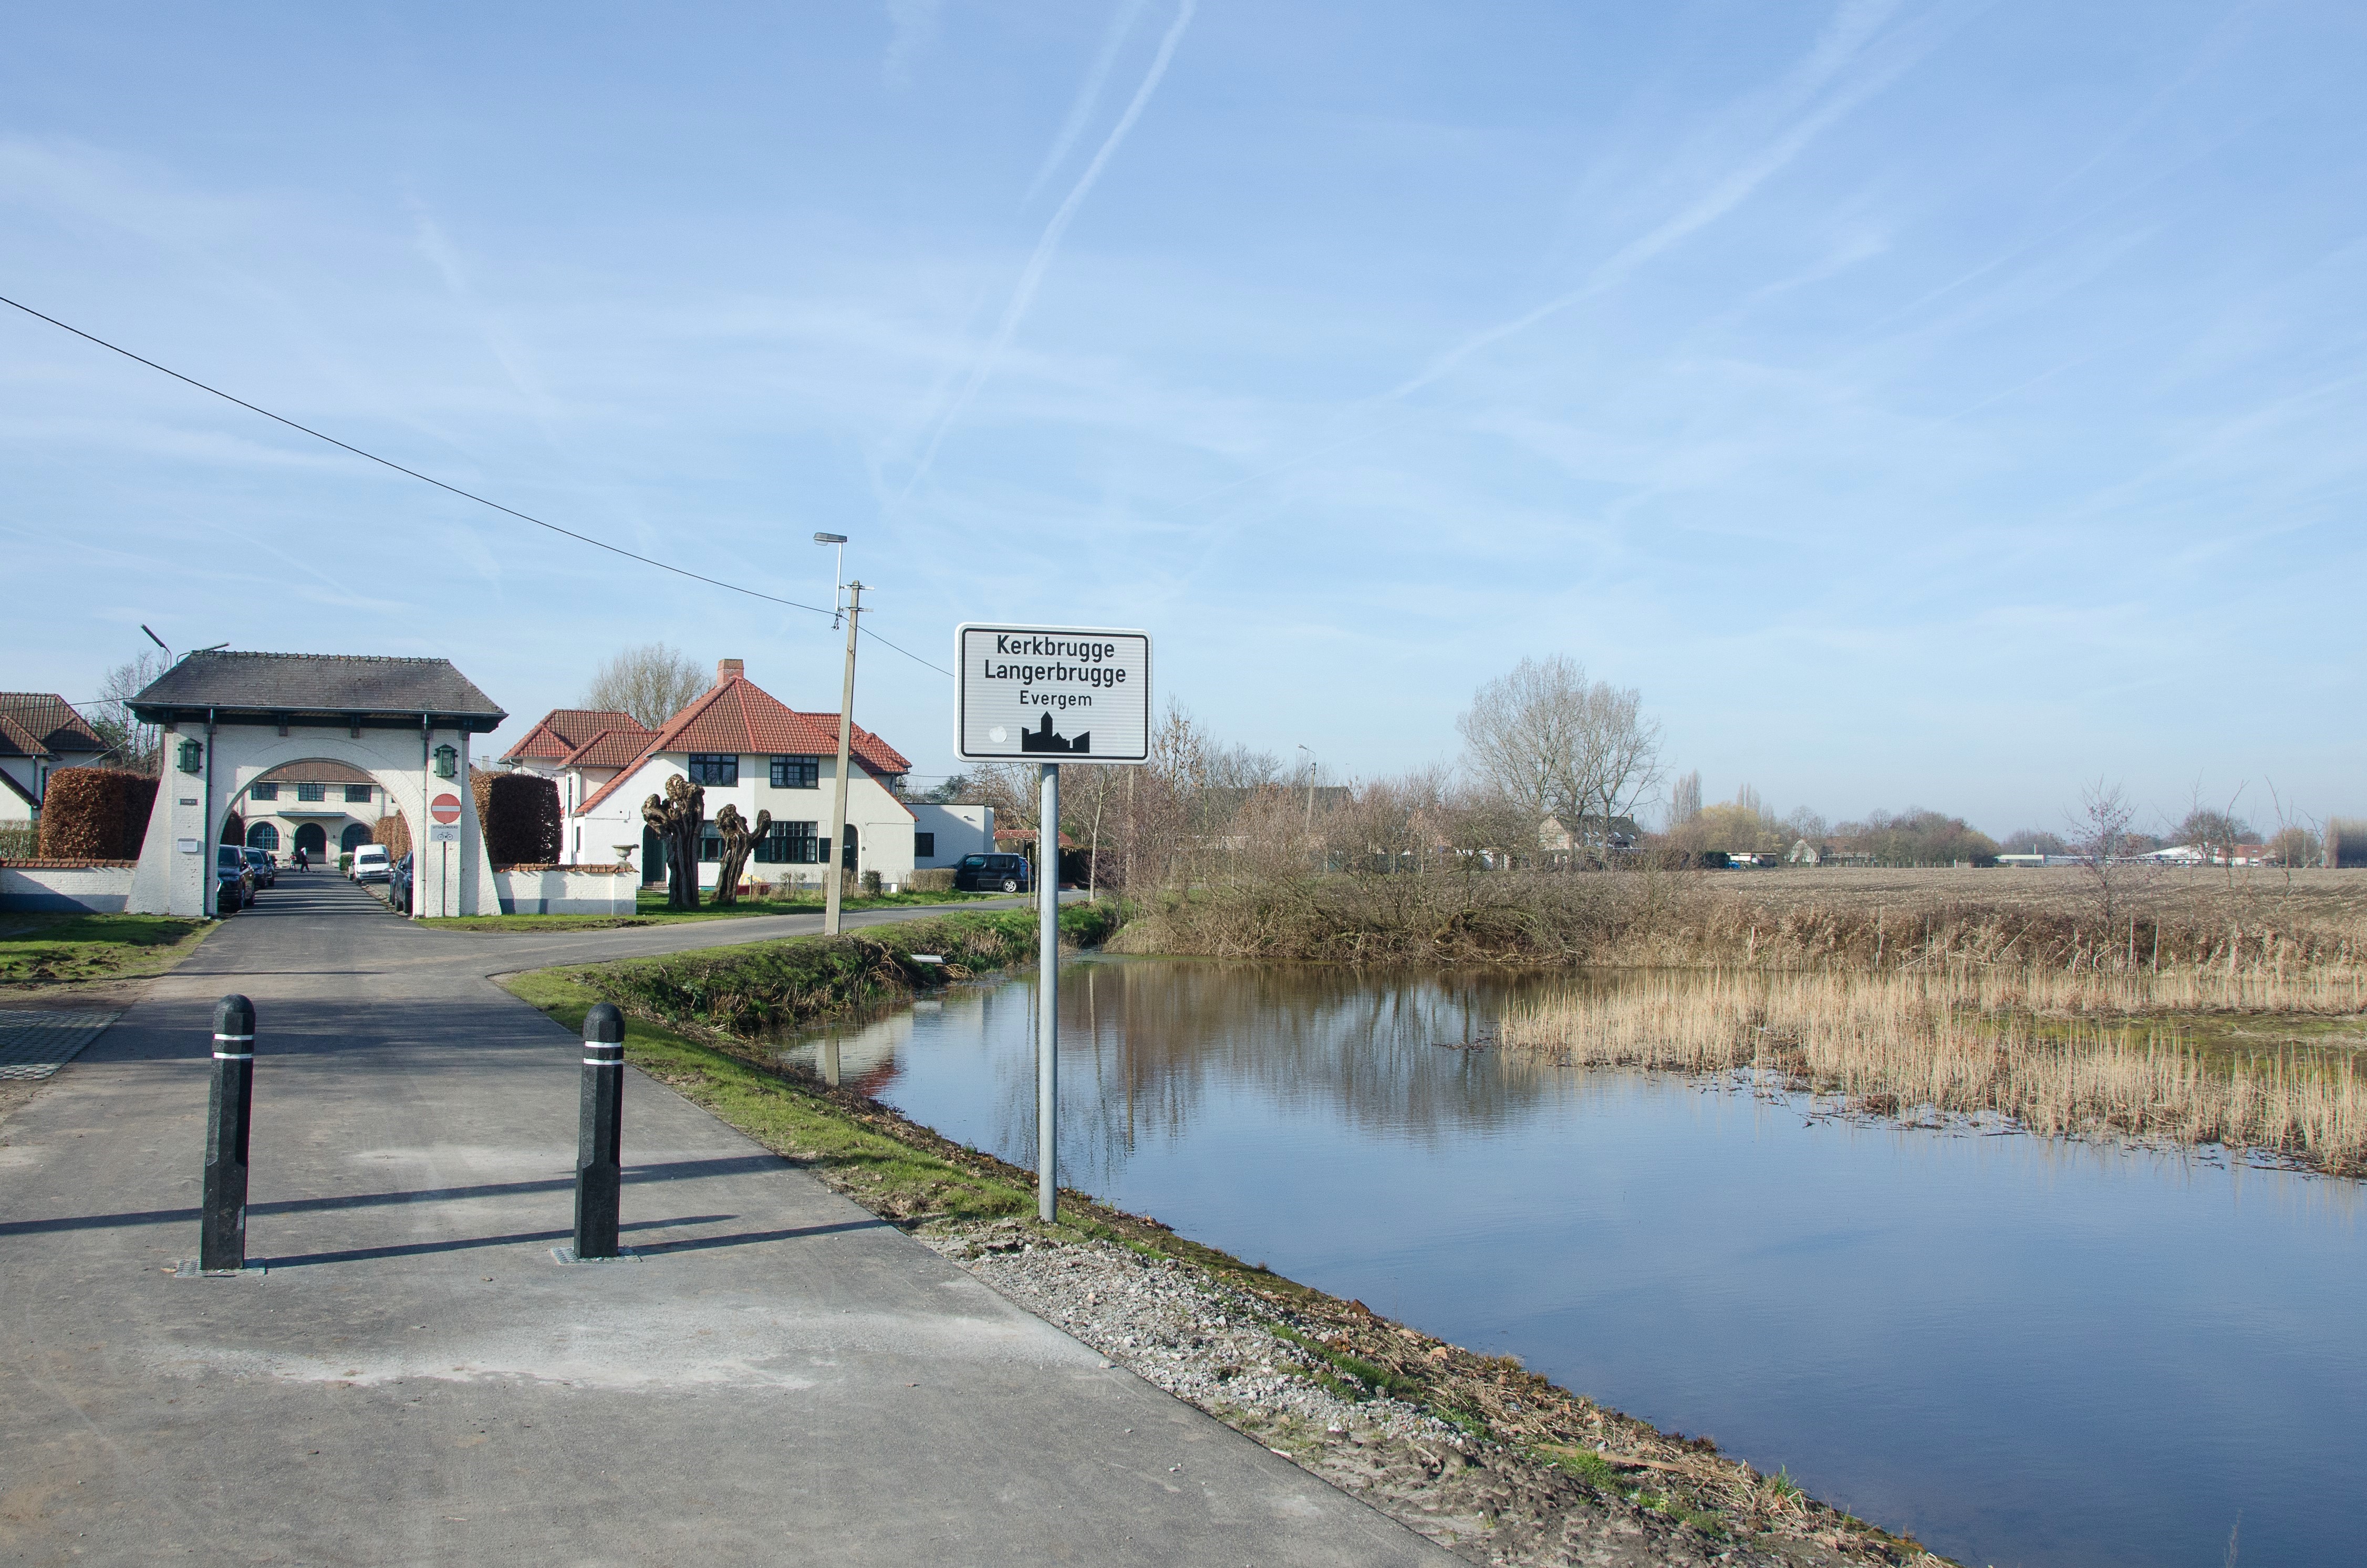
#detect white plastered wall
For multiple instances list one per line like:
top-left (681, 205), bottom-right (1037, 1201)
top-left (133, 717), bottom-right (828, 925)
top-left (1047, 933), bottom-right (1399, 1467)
top-left (129, 721), bottom-right (497, 917)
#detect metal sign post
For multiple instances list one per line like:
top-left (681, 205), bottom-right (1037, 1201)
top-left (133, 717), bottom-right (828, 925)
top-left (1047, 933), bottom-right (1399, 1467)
top-left (956, 625), bottom-right (1150, 1224)
top-left (1035, 762), bottom-right (1060, 1221)
top-left (427, 791), bottom-right (463, 918)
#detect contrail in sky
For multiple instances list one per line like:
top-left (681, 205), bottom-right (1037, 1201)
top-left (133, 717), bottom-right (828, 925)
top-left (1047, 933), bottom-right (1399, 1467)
top-left (1380, 0), bottom-right (1926, 406)
top-left (1026, 0), bottom-right (1149, 205)
top-left (902, 0), bottom-right (1196, 495)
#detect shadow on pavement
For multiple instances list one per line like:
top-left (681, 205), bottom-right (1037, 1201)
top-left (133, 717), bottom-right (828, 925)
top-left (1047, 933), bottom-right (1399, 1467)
top-left (0, 1154), bottom-right (793, 1238)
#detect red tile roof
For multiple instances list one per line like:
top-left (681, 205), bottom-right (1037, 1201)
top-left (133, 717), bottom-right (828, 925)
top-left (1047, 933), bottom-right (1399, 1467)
top-left (501, 708), bottom-right (648, 763)
top-left (0, 714), bottom-right (50, 760)
top-left (559, 726), bottom-right (655, 771)
top-left (573, 675), bottom-right (912, 817)
top-left (0, 694), bottom-right (105, 757)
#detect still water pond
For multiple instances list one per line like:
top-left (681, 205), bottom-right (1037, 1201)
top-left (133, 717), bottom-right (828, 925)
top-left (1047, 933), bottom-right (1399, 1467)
top-left (781, 957), bottom-right (2364, 1568)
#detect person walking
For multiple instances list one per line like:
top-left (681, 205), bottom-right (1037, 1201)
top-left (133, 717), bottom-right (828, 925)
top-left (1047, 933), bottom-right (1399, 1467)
top-left (293, 845), bottom-right (308, 874)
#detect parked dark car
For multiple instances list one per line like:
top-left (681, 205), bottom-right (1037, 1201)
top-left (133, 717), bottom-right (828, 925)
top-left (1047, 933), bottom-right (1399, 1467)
top-left (953, 852), bottom-right (1032, 893)
top-left (243, 846), bottom-right (277, 888)
top-left (389, 852), bottom-right (414, 915)
top-left (214, 845), bottom-right (255, 912)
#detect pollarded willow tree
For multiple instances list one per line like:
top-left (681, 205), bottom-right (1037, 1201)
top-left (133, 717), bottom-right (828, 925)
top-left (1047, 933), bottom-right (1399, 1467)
top-left (642, 774), bottom-right (705, 910)
top-left (1456, 655), bottom-right (1662, 865)
top-left (709, 802), bottom-right (771, 906)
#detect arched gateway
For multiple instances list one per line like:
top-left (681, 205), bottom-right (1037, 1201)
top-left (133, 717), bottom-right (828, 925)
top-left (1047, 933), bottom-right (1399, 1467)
top-left (125, 651), bottom-right (506, 918)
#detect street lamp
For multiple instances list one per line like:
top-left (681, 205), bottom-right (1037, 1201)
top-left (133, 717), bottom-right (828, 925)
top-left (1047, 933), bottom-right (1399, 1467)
top-left (814, 533), bottom-right (848, 627)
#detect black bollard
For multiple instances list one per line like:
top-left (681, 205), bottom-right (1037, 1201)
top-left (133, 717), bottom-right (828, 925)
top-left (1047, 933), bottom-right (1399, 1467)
top-left (573, 1003), bottom-right (625, 1260)
top-left (201, 994), bottom-right (256, 1273)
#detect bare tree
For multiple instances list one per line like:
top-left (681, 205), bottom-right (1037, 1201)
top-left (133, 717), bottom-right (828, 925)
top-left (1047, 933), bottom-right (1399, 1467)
top-left (89, 651), bottom-right (167, 774)
top-left (2067, 778), bottom-right (2141, 921)
top-left (710, 802), bottom-right (770, 905)
top-left (585, 643), bottom-right (707, 730)
top-left (2263, 780), bottom-right (2318, 891)
top-left (2173, 780), bottom-right (2252, 886)
top-left (1457, 656), bottom-right (1661, 865)
top-left (641, 775), bottom-right (705, 910)
top-left (1667, 771), bottom-right (1701, 830)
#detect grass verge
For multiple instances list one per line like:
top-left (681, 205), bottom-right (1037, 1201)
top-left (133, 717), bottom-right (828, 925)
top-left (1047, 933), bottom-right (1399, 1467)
top-left (0, 911), bottom-right (215, 987)
top-left (429, 886), bottom-right (1013, 930)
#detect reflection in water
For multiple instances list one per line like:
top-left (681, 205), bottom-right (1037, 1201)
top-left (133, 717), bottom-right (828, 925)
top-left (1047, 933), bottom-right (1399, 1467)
top-left (776, 957), bottom-right (2366, 1568)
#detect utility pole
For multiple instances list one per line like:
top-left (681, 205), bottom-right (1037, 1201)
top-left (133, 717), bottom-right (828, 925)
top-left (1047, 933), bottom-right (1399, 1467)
top-left (823, 581), bottom-right (863, 936)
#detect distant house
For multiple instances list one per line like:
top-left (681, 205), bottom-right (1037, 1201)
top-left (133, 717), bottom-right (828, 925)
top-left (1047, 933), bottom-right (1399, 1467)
top-left (571, 659), bottom-right (919, 890)
top-left (499, 708), bottom-right (655, 863)
top-left (1539, 814), bottom-right (1641, 855)
top-left (0, 693), bottom-right (110, 825)
top-left (241, 760), bottom-right (389, 861)
top-left (1788, 839), bottom-right (1821, 865)
top-left (916, 803), bottom-right (994, 869)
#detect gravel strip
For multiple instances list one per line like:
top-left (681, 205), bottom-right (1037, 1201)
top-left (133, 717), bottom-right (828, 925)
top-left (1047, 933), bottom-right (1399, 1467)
top-left (923, 1219), bottom-right (1945, 1568)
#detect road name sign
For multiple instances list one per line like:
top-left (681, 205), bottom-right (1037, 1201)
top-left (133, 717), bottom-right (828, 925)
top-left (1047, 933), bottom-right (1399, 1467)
top-left (955, 624), bottom-right (1150, 764)
top-left (430, 793), bottom-right (463, 825)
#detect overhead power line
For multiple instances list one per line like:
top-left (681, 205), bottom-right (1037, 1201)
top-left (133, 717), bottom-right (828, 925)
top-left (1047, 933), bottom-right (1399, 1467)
top-left (0, 291), bottom-right (953, 677)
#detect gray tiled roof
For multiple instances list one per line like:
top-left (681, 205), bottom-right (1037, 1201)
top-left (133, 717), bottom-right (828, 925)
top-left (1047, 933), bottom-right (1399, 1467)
top-left (130, 652), bottom-right (506, 730)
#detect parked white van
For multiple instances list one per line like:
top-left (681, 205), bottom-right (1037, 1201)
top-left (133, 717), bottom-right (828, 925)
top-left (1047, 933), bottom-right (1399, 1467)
top-left (350, 844), bottom-right (391, 883)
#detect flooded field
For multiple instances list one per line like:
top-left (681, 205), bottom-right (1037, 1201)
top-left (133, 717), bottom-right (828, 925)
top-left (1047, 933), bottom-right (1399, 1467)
top-left (777, 957), bottom-right (2367, 1568)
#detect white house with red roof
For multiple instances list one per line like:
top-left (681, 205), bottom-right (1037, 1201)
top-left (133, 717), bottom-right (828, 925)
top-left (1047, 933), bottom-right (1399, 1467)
top-left (567, 659), bottom-right (925, 890)
top-left (0, 693), bottom-right (111, 825)
top-left (497, 707), bottom-right (655, 861)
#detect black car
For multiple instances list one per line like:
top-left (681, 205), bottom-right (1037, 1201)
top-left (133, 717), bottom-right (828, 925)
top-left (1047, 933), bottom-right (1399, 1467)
top-left (214, 845), bottom-right (256, 912)
top-left (389, 852), bottom-right (414, 915)
top-left (953, 852), bottom-right (1032, 893)
top-left (243, 846), bottom-right (277, 888)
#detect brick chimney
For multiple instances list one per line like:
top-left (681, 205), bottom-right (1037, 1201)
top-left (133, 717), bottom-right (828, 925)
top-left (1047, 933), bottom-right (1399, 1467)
top-left (717, 658), bottom-right (744, 684)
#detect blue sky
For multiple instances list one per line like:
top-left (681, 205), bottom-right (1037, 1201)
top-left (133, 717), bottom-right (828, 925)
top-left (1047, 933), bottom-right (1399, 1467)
top-left (4, 2), bottom-right (2361, 836)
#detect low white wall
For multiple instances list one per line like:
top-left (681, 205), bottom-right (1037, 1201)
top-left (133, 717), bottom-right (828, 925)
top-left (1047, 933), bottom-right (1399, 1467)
top-left (1, 860), bottom-right (139, 912)
top-left (493, 864), bottom-right (637, 916)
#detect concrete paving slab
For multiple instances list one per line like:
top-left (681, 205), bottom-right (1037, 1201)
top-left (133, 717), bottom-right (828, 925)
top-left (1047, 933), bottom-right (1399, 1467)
top-left (1, 871), bottom-right (1456, 1565)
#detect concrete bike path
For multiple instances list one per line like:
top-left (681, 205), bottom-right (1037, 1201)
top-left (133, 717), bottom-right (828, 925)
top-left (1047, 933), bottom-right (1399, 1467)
top-left (2, 876), bottom-right (1455, 1566)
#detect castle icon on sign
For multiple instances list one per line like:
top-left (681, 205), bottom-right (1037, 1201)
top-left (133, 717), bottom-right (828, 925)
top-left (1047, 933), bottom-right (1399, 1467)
top-left (1019, 711), bottom-right (1091, 754)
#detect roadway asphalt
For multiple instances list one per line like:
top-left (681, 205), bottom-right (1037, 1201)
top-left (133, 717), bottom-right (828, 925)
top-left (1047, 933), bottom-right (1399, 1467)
top-left (1, 873), bottom-right (1456, 1566)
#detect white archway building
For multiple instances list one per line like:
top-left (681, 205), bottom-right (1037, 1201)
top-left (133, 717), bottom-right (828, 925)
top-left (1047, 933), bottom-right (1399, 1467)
top-left (126, 652), bottom-right (507, 918)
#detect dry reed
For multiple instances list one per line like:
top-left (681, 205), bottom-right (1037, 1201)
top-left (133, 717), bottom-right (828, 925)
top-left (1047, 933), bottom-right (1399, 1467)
top-left (1499, 967), bottom-right (2367, 1176)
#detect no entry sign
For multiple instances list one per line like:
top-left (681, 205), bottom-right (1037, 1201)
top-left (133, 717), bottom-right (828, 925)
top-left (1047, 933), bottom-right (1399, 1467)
top-left (430, 793), bottom-right (463, 825)
top-left (955, 625), bottom-right (1150, 763)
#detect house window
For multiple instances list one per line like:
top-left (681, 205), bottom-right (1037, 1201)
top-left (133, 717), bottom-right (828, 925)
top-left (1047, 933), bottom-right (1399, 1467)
top-left (246, 822), bottom-right (279, 850)
top-left (755, 821), bottom-right (819, 864)
top-left (914, 832), bottom-right (935, 859)
top-left (687, 754), bottom-right (738, 786)
top-left (296, 782), bottom-right (325, 802)
top-left (769, 755), bottom-right (819, 789)
top-left (699, 824), bottom-right (723, 862)
top-left (249, 782), bottom-right (278, 801)
top-left (345, 784), bottom-right (372, 803)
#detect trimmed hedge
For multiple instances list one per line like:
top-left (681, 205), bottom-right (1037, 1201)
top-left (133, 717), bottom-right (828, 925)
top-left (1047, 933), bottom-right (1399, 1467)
top-left (472, 769), bottom-right (562, 868)
top-left (375, 812), bottom-right (411, 860)
top-left (36, 769), bottom-right (158, 859)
